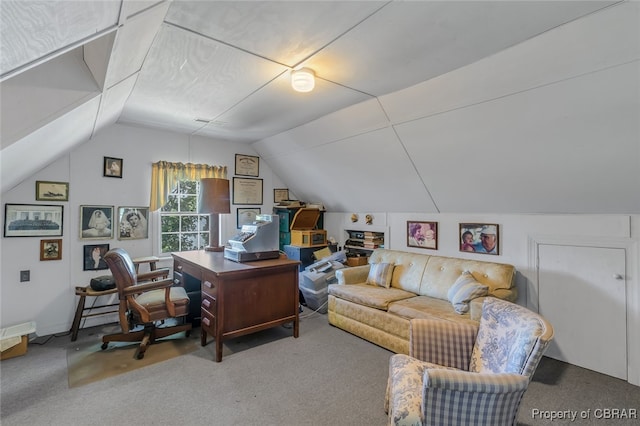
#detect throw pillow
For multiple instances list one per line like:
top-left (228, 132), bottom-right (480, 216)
top-left (366, 263), bottom-right (394, 288)
top-left (447, 271), bottom-right (489, 314)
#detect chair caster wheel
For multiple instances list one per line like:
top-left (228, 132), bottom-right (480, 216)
top-left (136, 353), bottom-right (144, 360)
top-left (186, 330), bottom-right (191, 337)
top-left (101, 343), bottom-right (108, 350)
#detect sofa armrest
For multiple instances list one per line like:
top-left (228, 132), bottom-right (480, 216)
top-left (410, 319), bottom-right (478, 370)
top-left (336, 265), bottom-right (370, 284)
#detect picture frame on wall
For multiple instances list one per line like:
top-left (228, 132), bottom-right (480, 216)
top-left (40, 239), bottom-right (62, 261)
top-left (459, 223), bottom-right (499, 255)
top-left (232, 177), bottom-right (263, 205)
top-left (104, 156), bottom-right (123, 178)
top-left (3, 204), bottom-right (63, 237)
top-left (274, 188), bottom-right (289, 203)
top-left (234, 153), bottom-right (259, 177)
top-left (83, 243), bottom-right (109, 271)
top-left (79, 205), bottom-right (114, 239)
top-left (117, 206), bottom-right (149, 240)
top-left (35, 181), bottom-right (69, 201)
top-left (407, 221), bottom-right (438, 249)
top-left (237, 208), bottom-right (261, 228)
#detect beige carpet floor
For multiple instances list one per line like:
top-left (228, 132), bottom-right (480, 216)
top-left (67, 330), bottom-right (200, 388)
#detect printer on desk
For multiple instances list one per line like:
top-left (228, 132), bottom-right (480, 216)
top-left (224, 214), bottom-right (280, 262)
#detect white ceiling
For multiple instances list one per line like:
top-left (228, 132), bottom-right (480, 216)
top-left (2, 0), bottom-right (637, 214)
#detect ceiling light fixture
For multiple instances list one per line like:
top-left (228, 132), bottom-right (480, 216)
top-left (291, 67), bottom-right (315, 93)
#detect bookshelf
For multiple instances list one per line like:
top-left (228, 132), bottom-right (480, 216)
top-left (344, 226), bottom-right (388, 257)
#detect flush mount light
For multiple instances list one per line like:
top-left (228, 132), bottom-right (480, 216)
top-left (291, 67), bottom-right (315, 92)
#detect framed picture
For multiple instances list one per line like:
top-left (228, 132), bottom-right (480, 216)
top-left (232, 177), bottom-right (263, 205)
top-left (4, 204), bottom-right (63, 237)
top-left (459, 223), bottom-right (499, 255)
top-left (36, 181), bottom-right (69, 201)
top-left (237, 208), bottom-right (261, 228)
top-left (79, 205), bottom-right (114, 239)
top-left (234, 154), bottom-right (259, 177)
top-left (83, 243), bottom-right (109, 271)
top-left (274, 188), bottom-right (289, 203)
top-left (407, 221), bottom-right (438, 250)
top-left (104, 156), bottom-right (123, 178)
top-left (117, 207), bottom-right (149, 240)
top-left (40, 239), bottom-right (62, 261)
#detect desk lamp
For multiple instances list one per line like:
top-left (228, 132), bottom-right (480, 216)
top-left (198, 178), bottom-right (230, 252)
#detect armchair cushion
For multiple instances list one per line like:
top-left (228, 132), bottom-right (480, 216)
top-left (447, 271), bottom-right (489, 314)
top-left (387, 354), bottom-right (529, 426)
top-left (367, 262), bottom-right (395, 288)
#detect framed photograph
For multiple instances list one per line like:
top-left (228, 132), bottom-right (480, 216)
top-left (117, 207), bottom-right (149, 240)
top-left (80, 205), bottom-right (114, 239)
top-left (83, 243), bottom-right (110, 271)
top-left (274, 188), bottom-right (289, 203)
top-left (234, 154), bottom-right (259, 177)
top-left (104, 156), bottom-right (123, 178)
top-left (40, 239), bottom-right (62, 261)
top-left (36, 181), bottom-right (69, 201)
top-left (459, 223), bottom-right (499, 255)
top-left (407, 221), bottom-right (438, 250)
top-left (237, 208), bottom-right (261, 228)
top-left (232, 177), bottom-right (263, 205)
top-left (4, 204), bottom-right (63, 237)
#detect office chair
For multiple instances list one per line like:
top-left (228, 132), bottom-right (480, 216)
top-left (101, 248), bottom-right (192, 359)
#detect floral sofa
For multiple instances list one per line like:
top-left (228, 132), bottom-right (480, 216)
top-left (327, 249), bottom-right (517, 354)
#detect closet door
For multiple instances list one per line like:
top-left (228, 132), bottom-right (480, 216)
top-left (538, 244), bottom-right (626, 379)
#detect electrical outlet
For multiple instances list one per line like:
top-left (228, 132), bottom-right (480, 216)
top-left (20, 270), bottom-right (30, 282)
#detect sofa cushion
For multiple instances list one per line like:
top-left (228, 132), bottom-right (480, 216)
top-left (388, 296), bottom-right (479, 325)
top-left (328, 283), bottom-right (416, 310)
top-left (368, 249), bottom-right (428, 294)
top-left (447, 271), bottom-right (489, 314)
top-left (366, 262), bottom-right (394, 288)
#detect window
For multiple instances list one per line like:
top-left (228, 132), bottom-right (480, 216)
top-left (160, 181), bottom-right (209, 253)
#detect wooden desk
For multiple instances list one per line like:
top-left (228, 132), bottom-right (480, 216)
top-left (172, 250), bottom-right (300, 362)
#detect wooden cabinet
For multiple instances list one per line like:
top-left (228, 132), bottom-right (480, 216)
top-left (274, 207), bottom-right (324, 251)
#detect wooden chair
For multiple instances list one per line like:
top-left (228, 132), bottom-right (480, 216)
top-left (101, 248), bottom-right (192, 359)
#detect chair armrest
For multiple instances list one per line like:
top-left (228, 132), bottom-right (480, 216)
top-left (123, 278), bottom-right (173, 296)
top-left (410, 319), bottom-right (478, 370)
top-left (336, 265), bottom-right (370, 284)
top-left (136, 268), bottom-right (170, 283)
top-left (423, 370), bottom-right (529, 425)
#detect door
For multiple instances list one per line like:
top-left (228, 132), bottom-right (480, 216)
top-left (538, 244), bottom-right (626, 379)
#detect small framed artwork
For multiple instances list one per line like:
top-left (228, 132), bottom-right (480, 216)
top-left (104, 156), bottom-right (123, 178)
top-left (274, 188), bottom-right (289, 203)
top-left (237, 208), bottom-right (261, 228)
top-left (459, 223), bottom-right (499, 255)
top-left (232, 177), bottom-right (263, 205)
top-left (40, 239), bottom-right (62, 261)
top-left (36, 181), bottom-right (69, 201)
top-left (117, 207), bottom-right (149, 240)
top-left (234, 154), bottom-right (259, 177)
top-left (4, 204), bottom-right (63, 237)
top-left (407, 221), bottom-right (438, 250)
top-left (83, 243), bottom-right (109, 271)
top-left (80, 205), bottom-right (114, 239)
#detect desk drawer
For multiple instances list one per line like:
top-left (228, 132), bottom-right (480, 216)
top-left (201, 293), bottom-right (216, 313)
top-left (201, 308), bottom-right (216, 336)
top-left (202, 277), bottom-right (218, 297)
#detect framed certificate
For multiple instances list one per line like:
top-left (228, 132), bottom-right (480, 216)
top-left (235, 154), bottom-right (259, 177)
top-left (274, 188), bottom-right (289, 203)
top-left (232, 177), bottom-right (263, 205)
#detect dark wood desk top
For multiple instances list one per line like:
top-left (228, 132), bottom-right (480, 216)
top-left (171, 250), bottom-right (299, 275)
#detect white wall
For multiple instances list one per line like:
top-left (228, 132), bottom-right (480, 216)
top-left (0, 123), bottom-right (287, 336)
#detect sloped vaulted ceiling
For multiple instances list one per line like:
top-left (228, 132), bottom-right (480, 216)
top-left (1, 1), bottom-right (638, 213)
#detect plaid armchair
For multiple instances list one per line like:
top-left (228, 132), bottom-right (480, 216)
top-left (385, 298), bottom-right (554, 426)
